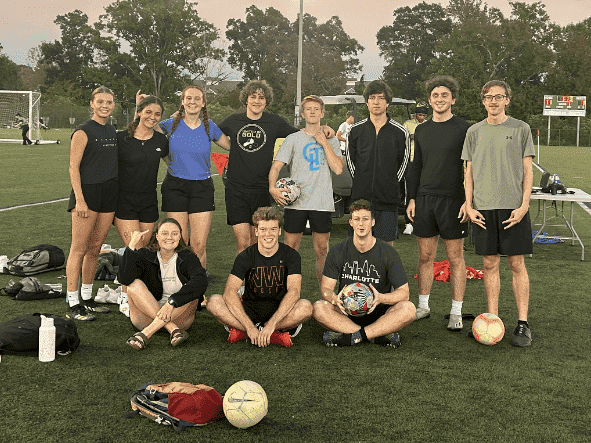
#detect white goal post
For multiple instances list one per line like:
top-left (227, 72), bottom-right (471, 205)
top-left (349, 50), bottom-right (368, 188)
top-left (0, 90), bottom-right (59, 144)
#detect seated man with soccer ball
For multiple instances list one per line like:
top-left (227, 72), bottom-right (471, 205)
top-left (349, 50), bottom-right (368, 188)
top-left (313, 199), bottom-right (416, 347)
top-left (206, 206), bottom-right (313, 347)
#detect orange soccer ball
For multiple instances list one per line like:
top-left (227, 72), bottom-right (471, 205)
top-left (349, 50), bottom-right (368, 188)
top-left (472, 313), bottom-right (505, 345)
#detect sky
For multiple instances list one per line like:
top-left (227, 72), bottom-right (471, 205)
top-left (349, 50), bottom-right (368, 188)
top-left (2, 0), bottom-right (591, 80)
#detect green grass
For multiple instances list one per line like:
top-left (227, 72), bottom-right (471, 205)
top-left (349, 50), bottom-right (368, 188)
top-left (1, 142), bottom-right (590, 442)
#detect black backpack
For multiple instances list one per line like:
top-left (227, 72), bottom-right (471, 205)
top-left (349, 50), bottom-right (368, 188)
top-left (0, 313), bottom-right (80, 356)
top-left (95, 251), bottom-right (122, 281)
top-left (5, 244), bottom-right (65, 277)
top-left (1, 277), bottom-right (64, 300)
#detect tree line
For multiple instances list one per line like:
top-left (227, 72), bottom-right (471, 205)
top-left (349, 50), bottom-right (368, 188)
top-left (1, 0), bottom-right (590, 126)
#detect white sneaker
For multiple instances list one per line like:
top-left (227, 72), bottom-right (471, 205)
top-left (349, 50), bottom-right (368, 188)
top-left (94, 284), bottom-right (111, 303)
top-left (415, 307), bottom-right (431, 320)
top-left (106, 288), bottom-right (119, 304)
top-left (403, 223), bottom-right (413, 235)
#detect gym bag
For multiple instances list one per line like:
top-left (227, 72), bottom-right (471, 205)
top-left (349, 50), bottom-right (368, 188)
top-left (5, 244), bottom-right (65, 277)
top-left (126, 382), bottom-right (225, 431)
top-left (1, 277), bottom-right (63, 300)
top-left (95, 251), bottom-right (122, 281)
top-left (0, 313), bottom-right (80, 356)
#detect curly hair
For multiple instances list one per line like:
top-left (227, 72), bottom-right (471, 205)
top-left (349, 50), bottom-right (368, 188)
top-left (425, 75), bottom-right (460, 100)
top-left (239, 80), bottom-right (274, 107)
top-left (146, 218), bottom-right (189, 252)
top-left (363, 80), bottom-right (393, 104)
top-left (170, 86), bottom-right (211, 141)
top-left (252, 206), bottom-right (283, 228)
top-left (127, 95), bottom-right (164, 137)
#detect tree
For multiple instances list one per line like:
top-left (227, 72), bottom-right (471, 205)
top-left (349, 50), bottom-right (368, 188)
top-left (97, 0), bottom-right (224, 99)
top-left (377, 2), bottom-right (452, 100)
top-left (0, 53), bottom-right (23, 90)
top-left (226, 6), bottom-right (363, 109)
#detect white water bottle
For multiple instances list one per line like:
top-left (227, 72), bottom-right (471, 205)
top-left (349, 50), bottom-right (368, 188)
top-left (39, 315), bottom-right (56, 362)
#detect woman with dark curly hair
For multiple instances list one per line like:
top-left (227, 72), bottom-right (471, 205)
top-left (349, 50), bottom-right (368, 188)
top-left (119, 218), bottom-right (208, 349)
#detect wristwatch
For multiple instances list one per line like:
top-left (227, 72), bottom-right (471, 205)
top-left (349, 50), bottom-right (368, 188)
top-left (167, 298), bottom-right (177, 308)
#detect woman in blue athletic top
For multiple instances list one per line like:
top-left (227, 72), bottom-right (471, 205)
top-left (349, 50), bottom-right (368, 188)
top-left (65, 86), bottom-right (118, 321)
top-left (157, 86), bottom-right (230, 272)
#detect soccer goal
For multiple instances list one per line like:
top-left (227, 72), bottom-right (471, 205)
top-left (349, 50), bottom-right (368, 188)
top-left (0, 90), bottom-right (59, 144)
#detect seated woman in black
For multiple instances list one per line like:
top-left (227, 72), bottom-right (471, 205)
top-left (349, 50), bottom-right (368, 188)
top-left (119, 218), bottom-right (208, 349)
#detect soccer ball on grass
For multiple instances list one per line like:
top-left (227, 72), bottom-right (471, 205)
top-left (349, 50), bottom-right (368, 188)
top-left (223, 380), bottom-right (268, 429)
top-left (340, 282), bottom-right (374, 317)
top-left (275, 177), bottom-right (301, 205)
top-left (472, 313), bottom-right (505, 345)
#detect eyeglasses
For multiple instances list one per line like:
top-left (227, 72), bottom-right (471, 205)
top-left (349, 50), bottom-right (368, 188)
top-left (483, 94), bottom-right (507, 102)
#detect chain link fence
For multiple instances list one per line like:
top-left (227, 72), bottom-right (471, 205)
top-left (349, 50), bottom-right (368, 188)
top-left (531, 128), bottom-right (591, 147)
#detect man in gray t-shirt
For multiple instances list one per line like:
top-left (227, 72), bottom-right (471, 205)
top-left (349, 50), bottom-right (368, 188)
top-left (461, 80), bottom-right (535, 348)
top-left (269, 95), bottom-right (343, 286)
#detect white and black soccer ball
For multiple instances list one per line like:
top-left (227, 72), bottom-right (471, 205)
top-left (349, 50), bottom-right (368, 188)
top-left (275, 177), bottom-right (301, 205)
top-left (223, 380), bottom-right (268, 429)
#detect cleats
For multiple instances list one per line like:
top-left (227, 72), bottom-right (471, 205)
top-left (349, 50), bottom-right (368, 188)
top-left (283, 324), bottom-right (302, 338)
top-left (67, 304), bottom-right (96, 321)
top-left (227, 328), bottom-right (248, 343)
top-left (415, 307), bottom-right (431, 320)
top-left (511, 323), bottom-right (532, 347)
top-left (373, 332), bottom-right (401, 348)
top-left (270, 331), bottom-right (293, 348)
top-left (447, 314), bottom-right (463, 331)
top-left (322, 331), bottom-right (362, 347)
top-left (82, 299), bottom-right (111, 314)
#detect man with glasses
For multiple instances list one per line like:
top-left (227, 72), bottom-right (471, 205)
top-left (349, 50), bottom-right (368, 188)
top-left (345, 80), bottom-right (411, 244)
top-left (461, 80), bottom-right (535, 347)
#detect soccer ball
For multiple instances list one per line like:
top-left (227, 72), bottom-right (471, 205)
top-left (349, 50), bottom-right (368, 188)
top-left (275, 177), bottom-right (301, 205)
top-left (223, 380), bottom-right (268, 429)
top-left (340, 282), bottom-right (374, 317)
top-left (472, 313), bottom-right (505, 345)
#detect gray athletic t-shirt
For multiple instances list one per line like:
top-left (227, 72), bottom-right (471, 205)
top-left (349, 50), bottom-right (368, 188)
top-left (461, 117), bottom-right (535, 210)
top-left (275, 130), bottom-right (341, 211)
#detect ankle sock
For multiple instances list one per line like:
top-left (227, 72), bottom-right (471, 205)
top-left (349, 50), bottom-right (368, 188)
top-left (67, 290), bottom-right (80, 307)
top-left (450, 299), bottom-right (463, 316)
top-left (81, 283), bottom-right (93, 301)
top-left (418, 294), bottom-right (430, 310)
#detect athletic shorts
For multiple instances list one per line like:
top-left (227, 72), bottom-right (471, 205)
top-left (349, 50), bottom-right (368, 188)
top-left (283, 209), bottom-right (332, 234)
top-left (68, 178), bottom-right (119, 213)
top-left (413, 195), bottom-right (469, 240)
top-left (115, 190), bottom-right (159, 223)
top-left (472, 209), bottom-right (533, 256)
top-left (161, 174), bottom-right (215, 214)
top-left (225, 187), bottom-right (271, 226)
top-left (242, 299), bottom-right (281, 326)
top-left (347, 209), bottom-right (399, 241)
top-left (349, 303), bottom-right (389, 328)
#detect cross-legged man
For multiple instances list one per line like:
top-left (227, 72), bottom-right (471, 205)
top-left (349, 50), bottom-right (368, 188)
top-left (406, 75), bottom-right (470, 331)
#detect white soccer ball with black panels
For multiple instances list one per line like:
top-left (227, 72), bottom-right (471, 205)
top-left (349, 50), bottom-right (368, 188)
top-left (275, 177), bottom-right (301, 205)
top-left (340, 282), bottom-right (374, 317)
top-left (223, 380), bottom-right (268, 429)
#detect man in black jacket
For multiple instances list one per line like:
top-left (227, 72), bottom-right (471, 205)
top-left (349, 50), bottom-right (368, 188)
top-left (345, 81), bottom-right (410, 244)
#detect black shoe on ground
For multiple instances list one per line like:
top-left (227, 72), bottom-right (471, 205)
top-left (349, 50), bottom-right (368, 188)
top-left (67, 304), bottom-right (96, 321)
top-left (82, 299), bottom-right (111, 314)
top-left (373, 332), bottom-right (401, 348)
top-left (511, 323), bottom-right (532, 347)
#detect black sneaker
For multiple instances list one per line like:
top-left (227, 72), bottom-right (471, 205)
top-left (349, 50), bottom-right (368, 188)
top-left (82, 299), bottom-right (111, 314)
top-left (511, 323), bottom-right (532, 347)
top-left (373, 332), bottom-right (401, 348)
top-left (67, 304), bottom-right (96, 321)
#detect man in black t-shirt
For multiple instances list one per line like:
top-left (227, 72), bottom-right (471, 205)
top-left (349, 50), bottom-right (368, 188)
top-left (313, 200), bottom-right (415, 347)
top-left (406, 75), bottom-right (470, 331)
top-left (207, 207), bottom-right (313, 347)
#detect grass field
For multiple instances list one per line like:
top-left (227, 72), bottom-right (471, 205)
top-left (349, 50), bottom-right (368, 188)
top-left (1, 131), bottom-right (590, 442)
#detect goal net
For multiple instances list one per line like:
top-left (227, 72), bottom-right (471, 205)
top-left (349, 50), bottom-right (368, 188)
top-left (0, 90), bottom-right (43, 143)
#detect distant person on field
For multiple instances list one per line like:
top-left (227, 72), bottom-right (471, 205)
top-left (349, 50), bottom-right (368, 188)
top-left (206, 207), bottom-right (313, 348)
top-left (313, 199), bottom-right (415, 347)
top-left (65, 86), bottom-right (118, 321)
top-left (336, 110), bottom-right (355, 155)
top-left (119, 218), bottom-right (208, 350)
top-left (269, 95), bottom-right (343, 286)
top-left (345, 80), bottom-right (411, 244)
top-left (406, 75), bottom-right (470, 331)
top-left (218, 80), bottom-right (335, 258)
top-left (462, 80), bottom-right (535, 347)
top-left (401, 102), bottom-right (428, 235)
top-left (15, 113), bottom-right (33, 145)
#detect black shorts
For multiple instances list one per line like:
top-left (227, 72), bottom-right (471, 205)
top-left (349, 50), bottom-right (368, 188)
top-left (472, 209), bottom-right (533, 256)
top-left (350, 303), bottom-right (389, 328)
top-left (283, 209), bottom-right (332, 234)
top-left (225, 187), bottom-right (271, 226)
top-left (347, 209), bottom-right (398, 241)
top-left (115, 190), bottom-right (159, 223)
top-left (242, 299), bottom-right (281, 325)
top-left (68, 178), bottom-right (118, 213)
top-left (413, 195), bottom-right (469, 240)
top-left (161, 174), bottom-right (215, 214)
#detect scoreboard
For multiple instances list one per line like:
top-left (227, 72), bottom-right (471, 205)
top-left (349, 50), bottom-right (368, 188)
top-left (543, 95), bottom-right (586, 117)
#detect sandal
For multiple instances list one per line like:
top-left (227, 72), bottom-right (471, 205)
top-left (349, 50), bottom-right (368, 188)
top-left (170, 328), bottom-right (189, 347)
top-left (127, 332), bottom-right (148, 350)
